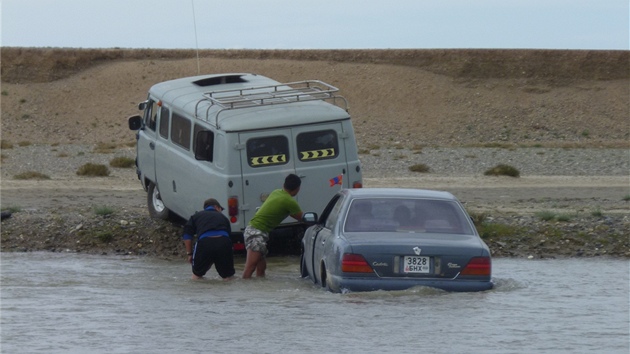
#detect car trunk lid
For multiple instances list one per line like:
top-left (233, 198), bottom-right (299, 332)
top-left (343, 232), bottom-right (488, 279)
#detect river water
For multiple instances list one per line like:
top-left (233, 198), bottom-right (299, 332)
top-left (1, 252), bottom-right (628, 354)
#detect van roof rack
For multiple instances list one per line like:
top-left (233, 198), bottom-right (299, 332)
top-left (195, 80), bottom-right (348, 127)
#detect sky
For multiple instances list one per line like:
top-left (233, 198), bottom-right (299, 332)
top-left (1, 0), bottom-right (628, 50)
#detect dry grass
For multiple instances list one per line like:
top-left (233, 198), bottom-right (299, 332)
top-left (409, 163), bottom-right (431, 173)
top-left (93, 143), bottom-right (118, 154)
top-left (484, 164), bottom-right (520, 177)
top-left (93, 205), bottom-right (115, 216)
top-left (76, 163), bottom-right (110, 177)
top-left (14, 171), bottom-right (51, 180)
top-left (1, 140), bottom-right (13, 149)
top-left (109, 156), bottom-right (135, 168)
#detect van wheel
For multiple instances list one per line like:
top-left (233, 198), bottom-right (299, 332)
top-left (147, 182), bottom-right (170, 220)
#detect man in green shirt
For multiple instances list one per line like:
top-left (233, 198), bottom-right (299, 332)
top-left (242, 174), bottom-right (303, 278)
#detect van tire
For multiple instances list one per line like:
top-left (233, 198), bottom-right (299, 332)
top-left (147, 182), bottom-right (171, 220)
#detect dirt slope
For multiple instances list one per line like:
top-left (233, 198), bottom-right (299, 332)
top-left (1, 48), bottom-right (628, 148)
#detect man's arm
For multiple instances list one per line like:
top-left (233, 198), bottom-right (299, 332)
top-left (183, 238), bottom-right (193, 263)
top-left (290, 211), bottom-right (304, 221)
top-left (182, 215), bottom-right (196, 262)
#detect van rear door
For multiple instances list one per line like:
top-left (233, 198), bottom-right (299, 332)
top-left (238, 130), bottom-right (296, 224)
top-left (291, 123), bottom-right (349, 216)
top-left (239, 123), bottom-right (350, 226)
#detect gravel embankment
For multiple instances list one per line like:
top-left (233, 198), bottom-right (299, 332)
top-left (1, 144), bottom-right (629, 259)
top-left (2, 144), bottom-right (629, 180)
top-left (360, 146), bottom-right (630, 178)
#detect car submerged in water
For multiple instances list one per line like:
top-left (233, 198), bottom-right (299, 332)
top-left (300, 188), bottom-right (493, 293)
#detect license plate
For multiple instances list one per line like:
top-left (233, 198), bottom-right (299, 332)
top-left (403, 256), bottom-right (431, 274)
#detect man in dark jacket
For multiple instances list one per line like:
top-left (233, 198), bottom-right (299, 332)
top-left (182, 198), bottom-right (235, 280)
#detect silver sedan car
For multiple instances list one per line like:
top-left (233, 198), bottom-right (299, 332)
top-left (300, 188), bottom-right (493, 293)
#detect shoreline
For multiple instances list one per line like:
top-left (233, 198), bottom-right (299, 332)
top-left (1, 202), bottom-right (628, 259)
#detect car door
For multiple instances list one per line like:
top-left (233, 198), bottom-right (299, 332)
top-left (239, 131), bottom-right (296, 224)
top-left (309, 195), bottom-right (343, 284)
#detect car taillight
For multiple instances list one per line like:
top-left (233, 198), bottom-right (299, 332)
top-left (460, 257), bottom-right (491, 276)
top-left (341, 253), bottom-right (373, 273)
top-left (228, 196), bottom-right (238, 223)
top-left (352, 181), bottom-right (363, 188)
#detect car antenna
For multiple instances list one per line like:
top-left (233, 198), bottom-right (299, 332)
top-left (191, 0), bottom-right (201, 75)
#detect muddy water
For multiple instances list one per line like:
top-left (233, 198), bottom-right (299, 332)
top-left (1, 253), bottom-right (628, 354)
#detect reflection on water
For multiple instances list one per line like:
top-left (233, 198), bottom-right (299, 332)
top-left (1, 252), bottom-right (628, 354)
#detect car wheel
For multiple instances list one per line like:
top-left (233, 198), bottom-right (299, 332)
top-left (324, 271), bottom-right (338, 293)
top-left (300, 253), bottom-right (309, 278)
top-left (320, 264), bottom-right (338, 293)
top-left (320, 262), bottom-right (330, 290)
top-left (147, 182), bottom-right (171, 220)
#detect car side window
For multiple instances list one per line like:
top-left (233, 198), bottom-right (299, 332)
top-left (323, 195), bottom-right (344, 229)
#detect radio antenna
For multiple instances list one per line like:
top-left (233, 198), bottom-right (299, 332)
top-left (191, 0), bottom-right (200, 75)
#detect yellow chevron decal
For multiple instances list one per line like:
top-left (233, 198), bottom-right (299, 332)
top-left (300, 148), bottom-right (336, 160)
top-left (250, 154), bottom-right (287, 166)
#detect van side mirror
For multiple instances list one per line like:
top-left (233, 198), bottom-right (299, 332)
top-left (128, 115), bottom-right (142, 130)
top-left (302, 212), bottom-right (318, 225)
top-left (138, 101), bottom-right (147, 111)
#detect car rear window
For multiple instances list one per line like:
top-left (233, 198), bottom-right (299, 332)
top-left (344, 198), bottom-right (474, 235)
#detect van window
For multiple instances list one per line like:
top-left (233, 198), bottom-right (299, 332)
top-left (193, 125), bottom-right (214, 162)
top-left (296, 130), bottom-right (339, 161)
top-left (171, 112), bottom-right (191, 150)
top-left (159, 106), bottom-right (170, 138)
top-left (247, 136), bottom-right (289, 167)
top-left (145, 100), bottom-right (158, 131)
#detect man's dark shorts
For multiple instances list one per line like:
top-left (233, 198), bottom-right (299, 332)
top-left (192, 236), bottom-right (235, 279)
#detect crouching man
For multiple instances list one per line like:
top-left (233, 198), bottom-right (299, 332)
top-left (182, 198), bottom-right (235, 280)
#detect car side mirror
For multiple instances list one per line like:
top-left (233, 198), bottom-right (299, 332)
top-left (302, 212), bottom-right (318, 225)
top-left (128, 115), bottom-right (142, 131)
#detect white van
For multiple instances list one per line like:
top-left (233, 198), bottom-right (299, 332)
top-left (128, 73), bottom-right (363, 252)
